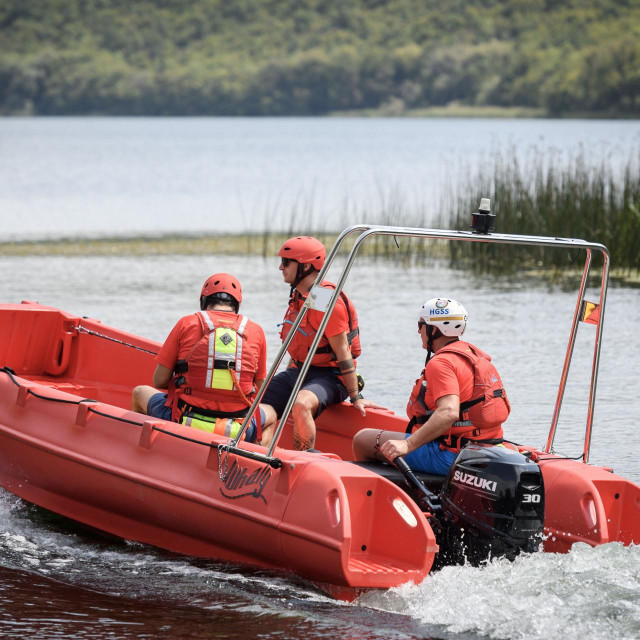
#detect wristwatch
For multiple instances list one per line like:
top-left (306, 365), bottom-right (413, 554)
top-left (349, 393), bottom-right (364, 403)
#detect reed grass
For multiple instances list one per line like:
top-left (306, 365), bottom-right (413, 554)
top-left (441, 147), bottom-right (640, 280)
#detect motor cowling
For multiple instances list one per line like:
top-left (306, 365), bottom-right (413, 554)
top-left (436, 444), bottom-right (544, 566)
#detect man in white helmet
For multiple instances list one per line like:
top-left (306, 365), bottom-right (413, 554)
top-left (353, 298), bottom-right (510, 475)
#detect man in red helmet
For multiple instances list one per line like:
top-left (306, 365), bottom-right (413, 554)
top-left (131, 273), bottom-right (274, 444)
top-left (262, 236), bottom-right (378, 451)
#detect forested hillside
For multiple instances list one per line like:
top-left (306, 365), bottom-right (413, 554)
top-left (1, 0), bottom-right (639, 116)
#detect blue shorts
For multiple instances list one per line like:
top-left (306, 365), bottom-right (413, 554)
top-left (261, 366), bottom-right (347, 419)
top-left (146, 392), bottom-right (263, 442)
top-left (147, 392), bottom-right (173, 421)
top-left (403, 437), bottom-right (458, 476)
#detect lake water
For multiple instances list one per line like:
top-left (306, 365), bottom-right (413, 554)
top-left (1, 117), bottom-right (640, 640)
top-left (1, 117), bottom-right (639, 241)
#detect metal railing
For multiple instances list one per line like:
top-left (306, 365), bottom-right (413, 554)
top-left (227, 224), bottom-right (609, 466)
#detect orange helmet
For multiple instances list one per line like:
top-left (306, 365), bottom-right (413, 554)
top-left (200, 273), bottom-right (242, 311)
top-left (278, 236), bottom-right (326, 271)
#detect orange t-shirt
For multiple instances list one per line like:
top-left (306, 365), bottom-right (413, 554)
top-left (423, 348), bottom-right (475, 408)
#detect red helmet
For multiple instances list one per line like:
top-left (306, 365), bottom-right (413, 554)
top-left (278, 236), bottom-right (326, 271)
top-left (200, 273), bottom-right (242, 304)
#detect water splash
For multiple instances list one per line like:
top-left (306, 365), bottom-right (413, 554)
top-left (359, 544), bottom-right (640, 640)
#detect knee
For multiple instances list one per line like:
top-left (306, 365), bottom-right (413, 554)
top-left (352, 428), bottom-right (376, 460)
top-left (260, 404), bottom-right (277, 428)
top-left (131, 385), bottom-right (154, 413)
top-left (132, 385), bottom-right (146, 400)
top-left (292, 395), bottom-right (314, 420)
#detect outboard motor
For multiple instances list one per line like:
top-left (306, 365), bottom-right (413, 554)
top-left (435, 444), bottom-right (544, 567)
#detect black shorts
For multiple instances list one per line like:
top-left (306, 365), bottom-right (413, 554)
top-left (261, 366), bottom-right (348, 419)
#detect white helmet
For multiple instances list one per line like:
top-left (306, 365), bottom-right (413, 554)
top-left (418, 298), bottom-right (468, 337)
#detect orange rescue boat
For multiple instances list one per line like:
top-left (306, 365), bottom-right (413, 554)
top-left (1, 217), bottom-right (638, 598)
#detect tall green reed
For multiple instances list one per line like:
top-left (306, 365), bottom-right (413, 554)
top-left (442, 147), bottom-right (640, 276)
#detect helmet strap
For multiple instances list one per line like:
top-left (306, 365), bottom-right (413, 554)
top-left (292, 263), bottom-right (316, 292)
top-left (424, 325), bottom-right (439, 365)
top-left (201, 293), bottom-right (239, 313)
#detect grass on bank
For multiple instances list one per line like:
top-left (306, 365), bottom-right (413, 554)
top-left (446, 148), bottom-right (640, 279)
top-left (330, 103), bottom-right (546, 119)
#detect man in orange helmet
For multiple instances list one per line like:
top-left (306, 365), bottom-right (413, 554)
top-left (262, 236), bottom-right (378, 451)
top-left (132, 273), bottom-right (275, 445)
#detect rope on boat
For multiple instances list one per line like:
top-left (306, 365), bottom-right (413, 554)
top-left (502, 439), bottom-right (584, 462)
top-left (537, 453), bottom-right (584, 462)
top-left (0, 367), bottom-right (283, 468)
top-left (76, 325), bottom-right (159, 356)
top-left (89, 407), bottom-right (145, 427)
top-left (218, 444), bottom-right (232, 481)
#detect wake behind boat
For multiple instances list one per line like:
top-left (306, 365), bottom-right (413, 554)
top-left (1, 211), bottom-right (639, 599)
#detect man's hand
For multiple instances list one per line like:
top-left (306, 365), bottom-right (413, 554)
top-left (351, 397), bottom-right (384, 417)
top-left (378, 437), bottom-right (411, 462)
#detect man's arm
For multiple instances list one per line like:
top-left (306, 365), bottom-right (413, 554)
top-left (378, 394), bottom-right (460, 461)
top-left (327, 332), bottom-right (381, 416)
top-left (152, 363), bottom-right (173, 389)
top-left (406, 394), bottom-right (460, 451)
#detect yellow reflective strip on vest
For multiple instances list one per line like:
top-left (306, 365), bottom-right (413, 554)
top-left (183, 414), bottom-right (243, 439)
top-left (211, 327), bottom-right (237, 390)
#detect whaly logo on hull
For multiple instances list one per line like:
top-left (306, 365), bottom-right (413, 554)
top-left (453, 470), bottom-right (497, 493)
top-left (220, 460), bottom-right (272, 503)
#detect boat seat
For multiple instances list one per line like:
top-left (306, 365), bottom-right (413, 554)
top-left (350, 460), bottom-right (447, 495)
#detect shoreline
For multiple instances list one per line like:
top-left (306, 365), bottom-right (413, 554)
top-left (2, 233), bottom-right (637, 286)
top-left (2, 106), bottom-right (639, 119)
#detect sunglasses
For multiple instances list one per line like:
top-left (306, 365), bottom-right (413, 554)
top-left (418, 320), bottom-right (427, 330)
top-left (281, 257), bottom-right (297, 267)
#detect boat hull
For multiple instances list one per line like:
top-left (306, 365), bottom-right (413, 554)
top-left (0, 303), bottom-right (437, 596)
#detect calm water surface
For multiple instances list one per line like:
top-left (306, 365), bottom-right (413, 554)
top-left (1, 117), bottom-right (639, 240)
top-left (1, 117), bottom-right (640, 639)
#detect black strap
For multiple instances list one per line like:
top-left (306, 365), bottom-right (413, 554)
top-left (405, 415), bottom-right (424, 434)
top-left (459, 394), bottom-right (484, 412)
top-left (459, 389), bottom-right (504, 413)
top-left (175, 359), bottom-right (188, 374)
top-left (178, 398), bottom-right (247, 421)
top-left (213, 358), bottom-right (236, 370)
top-left (437, 433), bottom-right (504, 450)
top-left (174, 360), bottom-right (234, 390)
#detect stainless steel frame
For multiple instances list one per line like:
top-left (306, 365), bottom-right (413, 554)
top-left (230, 224), bottom-right (609, 466)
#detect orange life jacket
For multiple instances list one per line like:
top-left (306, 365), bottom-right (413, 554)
top-left (406, 341), bottom-right (510, 452)
top-left (169, 311), bottom-right (258, 424)
top-left (279, 282), bottom-right (361, 367)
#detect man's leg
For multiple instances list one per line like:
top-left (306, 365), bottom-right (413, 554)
top-left (290, 370), bottom-right (350, 451)
top-left (291, 389), bottom-right (320, 450)
top-left (258, 403), bottom-right (278, 447)
top-left (260, 369), bottom-right (298, 447)
top-left (131, 385), bottom-right (160, 414)
top-left (353, 428), bottom-right (402, 462)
